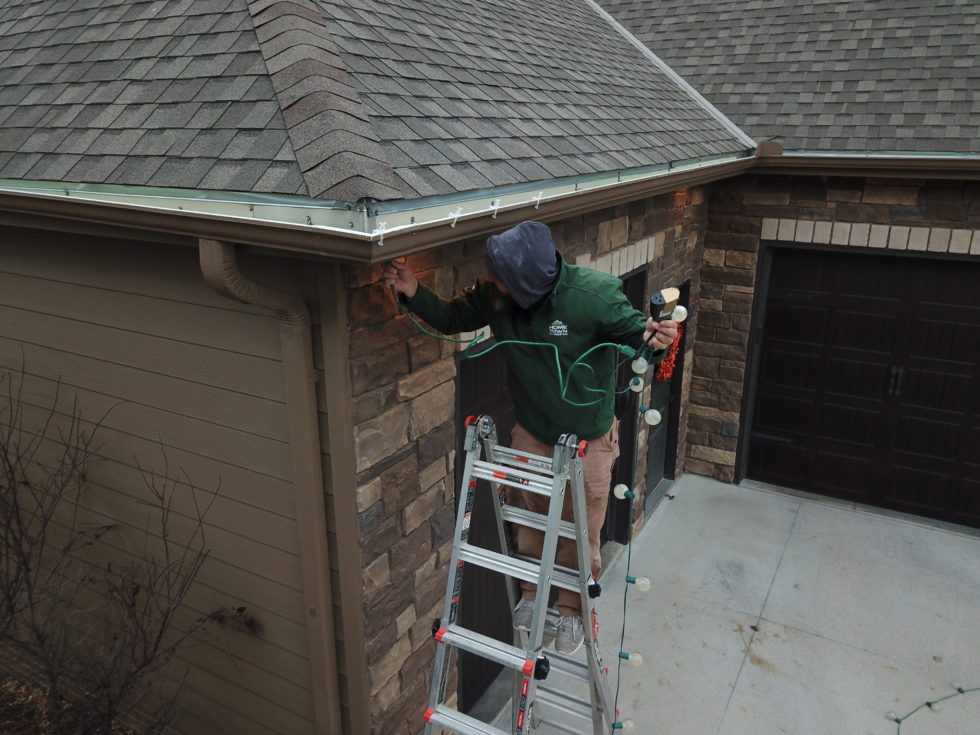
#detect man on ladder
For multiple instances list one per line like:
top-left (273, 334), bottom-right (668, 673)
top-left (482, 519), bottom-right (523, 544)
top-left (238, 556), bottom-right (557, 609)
top-left (382, 220), bottom-right (677, 655)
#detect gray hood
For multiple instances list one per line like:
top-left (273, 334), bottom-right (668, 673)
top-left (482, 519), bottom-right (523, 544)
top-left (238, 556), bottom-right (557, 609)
top-left (485, 221), bottom-right (560, 309)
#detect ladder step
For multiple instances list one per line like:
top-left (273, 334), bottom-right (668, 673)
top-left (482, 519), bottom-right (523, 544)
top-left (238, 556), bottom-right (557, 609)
top-left (471, 460), bottom-right (555, 495)
top-left (424, 704), bottom-right (510, 735)
top-left (500, 505), bottom-right (577, 540)
top-left (458, 544), bottom-right (581, 593)
top-left (544, 650), bottom-right (592, 681)
top-left (489, 445), bottom-right (555, 474)
top-left (437, 624), bottom-right (535, 675)
top-left (535, 683), bottom-right (604, 723)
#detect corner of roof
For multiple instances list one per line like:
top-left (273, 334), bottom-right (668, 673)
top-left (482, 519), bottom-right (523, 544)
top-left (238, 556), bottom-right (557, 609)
top-left (246, 0), bottom-right (407, 202)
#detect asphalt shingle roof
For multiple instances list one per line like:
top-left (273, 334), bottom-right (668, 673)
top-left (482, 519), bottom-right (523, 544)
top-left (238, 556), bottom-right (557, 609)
top-left (602, 0), bottom-right (980, 154)
top-left (0, 0), bottom-right (752, 203)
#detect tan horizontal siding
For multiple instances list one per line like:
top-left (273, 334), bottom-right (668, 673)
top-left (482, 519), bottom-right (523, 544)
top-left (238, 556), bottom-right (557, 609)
top-left (0, 304), bottom-right (285, 401)
top-left (0, 235), bottom-right (270, 315)
top-left (0, 269), bottom-right (282, 359)
top-left (0, 235), bottom-right (318, 735)
top-left (0, 341), bottom-right (289, 441)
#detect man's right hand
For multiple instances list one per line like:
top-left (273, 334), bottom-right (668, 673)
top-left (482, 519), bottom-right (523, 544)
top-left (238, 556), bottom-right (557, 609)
top-left (381, 260), bottom-right (419, 300)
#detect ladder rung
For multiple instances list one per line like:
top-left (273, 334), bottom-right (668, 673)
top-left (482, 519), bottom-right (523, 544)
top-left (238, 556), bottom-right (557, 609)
top-left (500, 505), bottom-right (577, 540)
top-left (471, 460), bottom-right (555, 495)
top-left (424, 704), bottom-right (510, 735)
top-left (458, 544), bottom-right (581, 593)
top-left (533, 716), bottom-right (587, 734)
top-left (535, 683), bottom-right (602, 723)
top-left (438, 624), bottom-right (534, 675)
top-left (544, 650), bottom-right (591, 681)
top-left (488, 445), bottom-right (555, 473)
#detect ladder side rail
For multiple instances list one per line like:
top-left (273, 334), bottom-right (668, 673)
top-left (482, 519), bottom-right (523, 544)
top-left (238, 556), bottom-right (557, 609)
top-left (481, 429), bottom-right (521, 625)
top-left (425, 421), bottom-right (484, 733)
top-left (566, 451), bottom-right (616, 735)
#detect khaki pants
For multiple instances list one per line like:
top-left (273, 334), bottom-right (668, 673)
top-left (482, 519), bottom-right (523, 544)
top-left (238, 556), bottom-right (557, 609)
top-left (509, 420), bottom-right (620, 616)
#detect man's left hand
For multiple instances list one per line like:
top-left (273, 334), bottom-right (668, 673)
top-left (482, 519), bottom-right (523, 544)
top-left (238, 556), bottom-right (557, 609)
top-left (644, 317), bottom-right (678, 350)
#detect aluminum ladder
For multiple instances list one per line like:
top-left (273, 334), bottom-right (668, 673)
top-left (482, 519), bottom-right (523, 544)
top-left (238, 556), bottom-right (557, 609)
top-left (423, 414), bottom-right (619, 735)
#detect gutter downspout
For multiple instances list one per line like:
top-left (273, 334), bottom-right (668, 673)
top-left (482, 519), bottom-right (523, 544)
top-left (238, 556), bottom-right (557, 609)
top-left (198, 238), bottom-right (343, 735)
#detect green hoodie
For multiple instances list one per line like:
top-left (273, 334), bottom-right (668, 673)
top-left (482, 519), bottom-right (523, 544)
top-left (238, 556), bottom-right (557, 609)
top-left (405, 259), bottom-right (664, 444)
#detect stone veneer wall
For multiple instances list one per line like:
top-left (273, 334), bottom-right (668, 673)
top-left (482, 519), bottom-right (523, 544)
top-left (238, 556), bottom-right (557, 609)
top-left (343, 186), bottom-right (708, 734)
top-left (692, 174), bottom-right (980, 483)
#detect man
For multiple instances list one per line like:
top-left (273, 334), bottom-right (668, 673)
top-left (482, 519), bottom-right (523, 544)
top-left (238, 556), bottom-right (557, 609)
top-left (381, 220), bottom-right (677, 654)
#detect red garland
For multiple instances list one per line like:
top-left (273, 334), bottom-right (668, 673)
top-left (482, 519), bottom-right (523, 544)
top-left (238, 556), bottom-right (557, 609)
top-left (653, 325), bottom-right (684, 382)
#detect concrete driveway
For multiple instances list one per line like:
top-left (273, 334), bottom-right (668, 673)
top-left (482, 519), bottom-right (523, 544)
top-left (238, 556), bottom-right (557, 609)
top-left (588, 476), bottom-right (980, 735)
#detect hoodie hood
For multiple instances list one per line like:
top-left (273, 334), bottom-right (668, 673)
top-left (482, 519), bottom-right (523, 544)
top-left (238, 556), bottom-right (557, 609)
top-left (485, 221), bottom-right (560, 309)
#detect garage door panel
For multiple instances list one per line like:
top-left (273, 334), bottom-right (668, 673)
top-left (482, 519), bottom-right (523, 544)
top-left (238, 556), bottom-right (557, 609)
top-left (810, 450), bottom-right (873, 500)
top-left (908, 320), bottom-right (980, 365)
top-left (746, 440), bottom-right (810, 487)
top-left (761, 349), bottom-right (823, 391)
top-left (962, 422), bottom-right (980, 468)
top-left (954, 478), bottom-right (980, 524)
top-left (883, 465), bottom-right (957, 515)
top-left (818, 403), bottom-right (882, 448)
top-left (765, 304), bottom-right (828, 346)
top-left (899, 367), bottom-right (973, 413)
top-left (747, 248), bottom-right (980, 529)
top-left (892, 414), bottom-right (961, 462)
top-left (826, 357), bottom-right (889, 402)
top-left (831, 310), bottom-right (900, 355)
top-left (754, 392), bottom-right (816, 435)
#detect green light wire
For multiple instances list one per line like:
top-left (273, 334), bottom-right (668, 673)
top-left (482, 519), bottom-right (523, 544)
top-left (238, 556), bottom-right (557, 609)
top-left (893, 685), bottom-right (978, 732)
top-left (393, 287), bottom-right (637, 408)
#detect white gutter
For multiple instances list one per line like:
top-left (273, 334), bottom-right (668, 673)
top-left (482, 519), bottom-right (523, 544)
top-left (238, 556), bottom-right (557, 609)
top-left (0, 151), bottom-right (753, 249)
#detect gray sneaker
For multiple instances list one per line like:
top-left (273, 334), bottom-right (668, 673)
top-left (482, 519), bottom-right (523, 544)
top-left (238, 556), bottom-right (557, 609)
top-left (555, 615), bottom-right (584, 655)
top-left (512, 598), bottom-right (534, 631)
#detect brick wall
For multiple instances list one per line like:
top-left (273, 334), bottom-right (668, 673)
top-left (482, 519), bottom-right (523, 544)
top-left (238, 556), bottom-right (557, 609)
top-left (344, 186), bottom-right (708, 734)
top-left (692, 173), bottom-right (980, 482)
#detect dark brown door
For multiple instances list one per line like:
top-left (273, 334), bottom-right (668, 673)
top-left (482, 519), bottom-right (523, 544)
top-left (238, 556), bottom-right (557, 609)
top-left (455, 340), bottom-right (514, 713)
top-left (747, 248), bottom-right (980, 528)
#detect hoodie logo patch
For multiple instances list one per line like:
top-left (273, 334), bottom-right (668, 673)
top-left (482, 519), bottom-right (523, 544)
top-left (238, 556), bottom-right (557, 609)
top-left (549, 320), bottom-right (568, 336)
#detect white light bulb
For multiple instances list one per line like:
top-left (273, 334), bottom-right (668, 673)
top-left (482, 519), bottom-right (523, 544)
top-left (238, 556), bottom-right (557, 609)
top-left (621, 719), bottom-right (635, 733)
top-left (629, 376), bottom-right (644, 393)
top-left (626, 652), bottom-right (643, 667)
top-left (672, 304), bottom-right (688, 323)
top-left (613, 484), bottom-right (632, 500)
top-left (634, 576), bottom-right (651, 592)
top-left (643, 409), bottom-right (662, 426)
top-left (631, 356), bottom-right (649, 374)
top-left (886, 712), bottom-right (898, 722)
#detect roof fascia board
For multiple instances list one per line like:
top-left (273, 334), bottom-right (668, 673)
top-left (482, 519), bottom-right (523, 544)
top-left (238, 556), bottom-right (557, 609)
top-left (581, 0), bottom-right (757, 149)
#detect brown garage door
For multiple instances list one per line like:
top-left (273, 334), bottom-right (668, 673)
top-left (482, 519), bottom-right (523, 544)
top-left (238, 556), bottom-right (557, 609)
top-left (747, 248), bottom-right (980, 528)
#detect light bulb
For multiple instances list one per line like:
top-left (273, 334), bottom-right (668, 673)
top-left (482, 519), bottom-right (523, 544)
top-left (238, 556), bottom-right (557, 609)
top-left (618, 651), bottom-right (643, 667)
top-left (643, 409), bottom-right (662, 426)
top-left (629, 376), bottom-right (644, 393)
top-left (613, 719), bottom-right (635, 732)
top-left (627, 575), bottom-right (651, 592)
top-left (631, 356), bottom-right (649, 374)
top-left (886, 712), bottom-right (899, 722)
top-left (672, 304), bottom-right (688, 323)
top-left (613, 484), bottom-right (634, 500)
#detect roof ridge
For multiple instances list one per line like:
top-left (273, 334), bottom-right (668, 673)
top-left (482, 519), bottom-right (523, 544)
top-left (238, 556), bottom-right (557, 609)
top-left (247, 0), bottom-right (405, 201)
